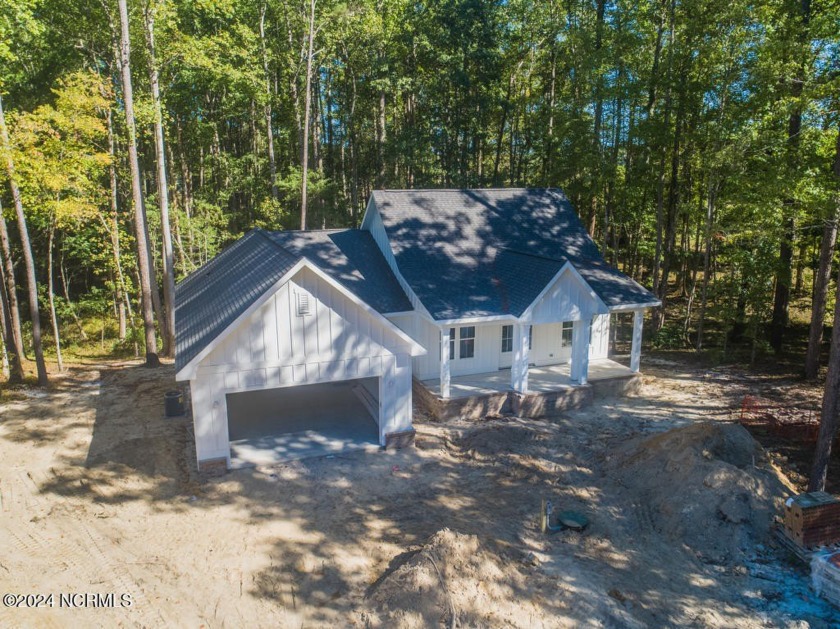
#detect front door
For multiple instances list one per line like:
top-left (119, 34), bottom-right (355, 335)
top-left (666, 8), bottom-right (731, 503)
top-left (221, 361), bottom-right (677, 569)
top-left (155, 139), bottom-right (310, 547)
top-left (499, 324), bottom-right (513, 369)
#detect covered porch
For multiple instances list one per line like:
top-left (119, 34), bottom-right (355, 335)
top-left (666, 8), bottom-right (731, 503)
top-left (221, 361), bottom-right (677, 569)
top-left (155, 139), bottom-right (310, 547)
top-left (423, 357), bottom-right (635, 400)
top-left (435, 308), bottom-right (645, 400)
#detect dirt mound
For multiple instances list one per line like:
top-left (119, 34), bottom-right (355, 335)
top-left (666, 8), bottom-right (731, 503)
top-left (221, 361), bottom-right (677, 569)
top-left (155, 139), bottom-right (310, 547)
top-left (362, 529), bottom-right (551, 628)
top-left (608, 422), bottom-right (787, 564)
top-left (454, 420), bottom-right (557, 458)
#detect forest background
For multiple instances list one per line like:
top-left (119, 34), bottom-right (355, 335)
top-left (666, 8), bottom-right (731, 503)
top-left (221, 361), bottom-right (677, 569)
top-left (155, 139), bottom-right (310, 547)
top-left (0, 0), bottom-right (839, 394)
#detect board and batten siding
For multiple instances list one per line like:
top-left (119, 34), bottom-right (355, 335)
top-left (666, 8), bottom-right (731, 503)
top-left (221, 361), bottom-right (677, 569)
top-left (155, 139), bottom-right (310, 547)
top-left (589, 314), bottom-right (609, 360)
top-left (387, 312), bottom-right (442, 380)
top-left (530, 266), bottom-right (606, 324)
top-left (190, 266), bottom-right (414, 466)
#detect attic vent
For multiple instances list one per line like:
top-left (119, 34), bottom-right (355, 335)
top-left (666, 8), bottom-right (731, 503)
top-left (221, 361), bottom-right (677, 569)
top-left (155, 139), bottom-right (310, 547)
top-left (296, 292), bottom-right (311, 316)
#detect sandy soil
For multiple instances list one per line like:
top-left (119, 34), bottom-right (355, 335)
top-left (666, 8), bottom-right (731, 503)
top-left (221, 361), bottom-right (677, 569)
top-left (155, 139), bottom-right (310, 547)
top-left (0, 358), bottom-right (838, 628)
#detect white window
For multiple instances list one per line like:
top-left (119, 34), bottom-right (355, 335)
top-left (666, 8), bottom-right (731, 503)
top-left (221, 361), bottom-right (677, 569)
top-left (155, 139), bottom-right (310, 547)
top-left (501, 325), bottom-right (513, 353)
top-left (459, 326), bottom-right (475, 359)
top-left (448, 327), bottom-right (477, 360)
top-left (561, 321), bottom-right (573, 347)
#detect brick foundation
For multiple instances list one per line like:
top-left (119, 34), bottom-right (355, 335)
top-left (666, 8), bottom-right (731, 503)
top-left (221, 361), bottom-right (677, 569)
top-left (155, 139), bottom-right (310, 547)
top-left (198, 457), bottom-right (228, 477)
top-left (414, 373), bottom-right (644, 422)
top-left (384, 429), bottom-right (416, 450)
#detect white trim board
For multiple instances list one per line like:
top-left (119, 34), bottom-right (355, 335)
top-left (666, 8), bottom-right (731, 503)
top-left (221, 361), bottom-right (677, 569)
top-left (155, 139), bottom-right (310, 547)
top-left (608, 301), bottom-right (661, 312)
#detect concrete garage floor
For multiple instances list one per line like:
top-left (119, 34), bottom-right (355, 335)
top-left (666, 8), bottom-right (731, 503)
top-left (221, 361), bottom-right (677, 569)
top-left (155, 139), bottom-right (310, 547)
top-left (226, 379), bottom-right (380, 468)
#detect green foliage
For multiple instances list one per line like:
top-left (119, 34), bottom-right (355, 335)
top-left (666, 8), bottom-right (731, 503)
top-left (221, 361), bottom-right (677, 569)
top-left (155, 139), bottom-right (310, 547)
top-left (650, 323), bottom-right (688, 350)
top-left (0, 0), bottom-right (839, 366)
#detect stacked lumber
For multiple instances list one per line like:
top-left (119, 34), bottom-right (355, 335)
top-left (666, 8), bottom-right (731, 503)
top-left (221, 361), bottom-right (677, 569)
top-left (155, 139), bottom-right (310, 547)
top-left (784, 492), bottom-right (840, 549)
top-left (812, 551), bottom-right (840, 607)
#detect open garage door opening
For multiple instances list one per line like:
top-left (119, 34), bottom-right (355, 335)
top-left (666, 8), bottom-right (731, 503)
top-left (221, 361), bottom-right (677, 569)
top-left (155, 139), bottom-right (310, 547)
top-left (226, 377), bottom-right (381, 468)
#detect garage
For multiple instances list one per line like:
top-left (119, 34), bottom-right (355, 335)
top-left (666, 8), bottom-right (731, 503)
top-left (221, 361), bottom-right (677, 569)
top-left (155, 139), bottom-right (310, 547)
top-left (226, 378), bottom-right (380, 467)
top-left (174, 238), bottom-right (425, 472)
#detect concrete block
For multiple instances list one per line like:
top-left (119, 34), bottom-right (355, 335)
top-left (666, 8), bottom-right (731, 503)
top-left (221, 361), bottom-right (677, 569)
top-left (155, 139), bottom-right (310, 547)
top-left (198, 457), bottom-right (228, 477)
top-left (385, 429), bottom-right (416, 450)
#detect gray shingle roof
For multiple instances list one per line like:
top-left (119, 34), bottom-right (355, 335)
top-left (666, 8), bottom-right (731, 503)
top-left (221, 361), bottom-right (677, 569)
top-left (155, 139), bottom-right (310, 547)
top-left (175, 230), bottom-right (300, 372)
top-left (262, 229), bottom-right (412, 315)
top-left (175, 228), bottom-right (412, 373)
top-left (372, 188), bottom-right (657, 320)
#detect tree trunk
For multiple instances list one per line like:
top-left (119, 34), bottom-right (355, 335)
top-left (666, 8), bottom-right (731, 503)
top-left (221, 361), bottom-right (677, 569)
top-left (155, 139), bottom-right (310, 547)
top-left (0, 243), bottom-right (23, 383)
top-left (770, 217), bottom-right (795, 351)
top-left (657, 69), bottom-right (686, 330)
top-left (144, 2), bottom-right (176, 358)
top-left (59, 254), bottom-right (87, 341)
top-left (805, 216), bottom-right (838, 378)
top-left (118, 0), bottom-right (160, 367)
top-left (771, 0), bottom-right (811, 353)
top-left (0, 266), bottom-right (12, 382)
top-left (300, 0), bottom-right (316, 230)
top-left (587, 0), bottom-right (606, 237)
top-left (0, 95), bottom-right (49, 386)
top-left (47, 213), bottom-right (63, 372)
top-left (107, 107), bottom-right (132, 340)
top-left (806, 127), bottom-right (840, 379)
top-left (651, 0), bottom-right (676, 312)
top-left (696, 182), bottom-right (717, 351)
top-left (0, 197), bottom-right (24, 357)
top-left (808, 261), bottom-right (840, 492)
top-left (543, 48), bottom-right (556, 183)
top-left (377, 88), bottom-right (386, 186)
top-left (794, 238), bottom-right (807, 295)
top-left (259, 3), bottom-right (278, 200)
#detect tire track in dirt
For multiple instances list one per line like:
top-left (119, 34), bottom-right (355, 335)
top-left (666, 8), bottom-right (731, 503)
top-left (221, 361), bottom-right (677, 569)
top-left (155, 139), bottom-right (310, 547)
top-left (0, 458), bottom-right (168, 627)
top-left (3, 514), bottom-right (166, 628)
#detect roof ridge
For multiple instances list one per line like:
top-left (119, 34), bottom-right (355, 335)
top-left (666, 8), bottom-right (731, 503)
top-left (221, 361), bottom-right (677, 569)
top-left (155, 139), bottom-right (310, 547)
top-left (252, 227), bottom-right (298, 257)
top-left (266, 227), bottom-right (353, 235)
top-left (176, 229), bottom-right (265, 290)
top-left (501, 247), bottom-right (566, 264)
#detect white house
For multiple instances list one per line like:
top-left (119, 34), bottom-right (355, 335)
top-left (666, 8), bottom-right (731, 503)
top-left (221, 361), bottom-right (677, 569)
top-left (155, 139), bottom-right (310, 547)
top-left (175, 189), bottom-right (659, 471)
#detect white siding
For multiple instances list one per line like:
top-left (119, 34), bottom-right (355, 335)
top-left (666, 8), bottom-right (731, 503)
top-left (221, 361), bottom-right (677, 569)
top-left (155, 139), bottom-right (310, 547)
top-left (530, 267), bottom-right (605, 324)
top-left (530, 323), bottom-right (572, 366)
top-left (190, 266), bottom-right (414, 465)
top-left (387, 312), bottom-right (441, 380)
top-left (447, 323), bottom-right (499, 377)
top-left (589, 313), bottom-right (610, 360)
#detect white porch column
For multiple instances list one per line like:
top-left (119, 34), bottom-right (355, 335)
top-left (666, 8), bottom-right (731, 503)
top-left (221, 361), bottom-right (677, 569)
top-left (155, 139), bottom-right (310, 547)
top-left (440, 327), bottom-right (451, 399)
top-left (570, 316), bottom-right (592, 385)
top-left (511, 322), bottom-right (530, 393)
top-left (630, 309), bottom-right (644, 373)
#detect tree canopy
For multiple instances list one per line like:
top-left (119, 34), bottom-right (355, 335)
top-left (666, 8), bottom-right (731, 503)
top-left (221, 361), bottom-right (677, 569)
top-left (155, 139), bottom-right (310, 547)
top-left (0, 0), bottom-right (839, 369)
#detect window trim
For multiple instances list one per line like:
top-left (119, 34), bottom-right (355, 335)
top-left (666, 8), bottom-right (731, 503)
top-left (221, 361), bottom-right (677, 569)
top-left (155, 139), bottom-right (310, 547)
top-left (561, 321), bottom-right (573, 348)
top-left (459, 326), bottom-right (476, 359)
top-left (501, 325), bottom-right (513, 353)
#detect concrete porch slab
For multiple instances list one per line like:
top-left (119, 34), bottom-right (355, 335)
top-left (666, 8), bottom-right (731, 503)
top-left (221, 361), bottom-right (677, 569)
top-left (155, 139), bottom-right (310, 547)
top-left (421, 358), bottom-right (635, 399)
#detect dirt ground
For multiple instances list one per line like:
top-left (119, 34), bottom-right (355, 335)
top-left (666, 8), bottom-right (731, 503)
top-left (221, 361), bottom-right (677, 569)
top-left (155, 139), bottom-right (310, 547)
top-left (1, 357), bottom-right (839, 628)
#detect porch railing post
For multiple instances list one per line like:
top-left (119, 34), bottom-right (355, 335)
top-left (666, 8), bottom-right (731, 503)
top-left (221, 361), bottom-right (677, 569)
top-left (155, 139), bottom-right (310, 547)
top-left (511, 322), bottom-right (530, 393)
top-left (440, 327), bottom-right (451, 398)
top-left (570, 316), bottom-right (592, 385)
top-left (630, 309), bottom-right (643, 373)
